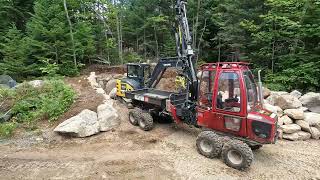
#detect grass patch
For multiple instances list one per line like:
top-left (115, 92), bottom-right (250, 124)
top-left (0, 122), bottom-right (17, 138)
top-left (0, 78), bottom-right (76, 137)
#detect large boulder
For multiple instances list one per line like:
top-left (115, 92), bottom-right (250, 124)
top-left (263, 103), bottom-right (283, 117)
top-left (105, 79), bottom-right (117, 94)
top-left (267, 94), bottom-right (302, 110)
top-left (54, 109), bottom-right (100, 137)
top-left (304, 112), bottom-right (320, 126)
top-left (310, 127), bottom-right (320, 139)
top-left (296, 120), bottom-right (311, 133)
top-left (97, 103), bottom-right (119, 132)
top-left (263, 87), bottom-right (271, 98)
top-left (290, 90), bottom-right (302, 99)
top-left (299, 92), bottom-right (320, 113)
top-left (0, 75), bottom-right (17, 88)
top-left (270, 91), bottom-right (289, 96)
top-left (87, 72), bottom-right (99, 88)
top-left (297, 131), bottom-right (311, 141)
top-left (109, 88), bottom-right (117, 99)
top-left (284, 109), bottom-right (304, 120)
top-left (279, 115), bottom-right (293, 125)
top-left (281, 124), bottom-right (301, 134)
top-left (283, 133), bottom-right (299, 141)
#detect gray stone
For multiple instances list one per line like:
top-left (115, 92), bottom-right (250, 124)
top-left (28, 80), bottom-right (44, 88)
top-left (296, 120), bottom-right (311, 133)
top-left (96, 88), bottom-right (106, 95)
top-left (284, 109), bottom-right (304, 120)
top-left (304, 112), bottom-right (320, 126)
top-left (97, 103), bottom-right (119, 132)
top-left (279, 115), bottom-right (293, 125)
top-left (264, 103), bottom-right (283, 117)
top-left (310, 127), bottom-right (320, 139)
top-left (263, 87), bottom-right (271, 99)
top-left (109, 88), bottom-right (117, 99)
top-left (281, 124), bottom-right (301, 134)
top-left (270, 91), bottom-right (289, 96)
top-left (267, 94), bottom-right (302, 110)
top-left (297, 131), bottom-right (311, 141)
top-left (105, 79), bottom-right (117, 94)
top-left (298, 107), bottom-right (309, 112)
top-left (290, 90), bottom-right (302, 99)
top-left (0, 75), bottom-right (17, 88)
top-left (283, 133), bottom-right (299, 141)
top-left (299, 92), bottom-right (320, 113)
top-left (54, 109), bottom-right (99, 138)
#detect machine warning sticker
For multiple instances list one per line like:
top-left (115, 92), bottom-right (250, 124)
top-left (134, 95), bottom-right (144, 101)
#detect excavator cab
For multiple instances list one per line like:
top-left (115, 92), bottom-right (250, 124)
top-left (116, 63), bottom-right (151, 97)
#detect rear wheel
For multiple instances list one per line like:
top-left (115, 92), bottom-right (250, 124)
top-left (221, 140), bottom-right (253, 171)
top-left (196, 131), bottom-right (223, 158)
top-left (138, 112), bottom-right (154, 131)
top-left (128, 108), bottom-right (142, 126)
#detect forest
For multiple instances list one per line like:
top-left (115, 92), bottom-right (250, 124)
top-left (0, 0), bottom-right (319, 91)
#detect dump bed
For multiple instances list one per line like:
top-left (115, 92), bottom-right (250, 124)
top-left (125, 89), bottom-right (173, 109)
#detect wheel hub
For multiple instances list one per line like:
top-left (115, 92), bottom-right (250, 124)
top-left (227, 150), bottom-right (243, 165)
top-left (200, 139), bottom-right (213, 153)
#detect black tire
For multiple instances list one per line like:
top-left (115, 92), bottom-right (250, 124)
top-left (138, 112), bottom-right (154, 131)
top-left (221, 140), bottom-right (253, 171)
top-left (128, 108), bottom-right (142, 126)
top-left (250, 145), bottom-right (262, 151)
top-left (196, 131), bottom-right (223, 158)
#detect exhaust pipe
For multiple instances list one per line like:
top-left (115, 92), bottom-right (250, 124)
top-left (258, 70), bottom-right (264, 106)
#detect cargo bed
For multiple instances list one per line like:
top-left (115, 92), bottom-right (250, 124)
top-left (125, 89), bottom-right (173, 109)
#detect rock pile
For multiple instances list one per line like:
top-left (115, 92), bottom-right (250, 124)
top-left (54, 72), bottom-right (120, 137)
top-left (264, 89), bottom-right (320, 141)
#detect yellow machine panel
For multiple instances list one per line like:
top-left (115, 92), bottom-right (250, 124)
top-left (116, 79), bottom-right (134, 97)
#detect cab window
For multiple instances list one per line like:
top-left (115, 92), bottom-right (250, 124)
top-left (216, 72), bottom-right (241, 112)
top-left (128, 65), bottom-right (143, 78)
top-left (199, 70), bottom-right (216, 108)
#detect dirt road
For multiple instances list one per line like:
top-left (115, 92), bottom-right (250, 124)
top-left (1, 101), bottom-right (320, 179)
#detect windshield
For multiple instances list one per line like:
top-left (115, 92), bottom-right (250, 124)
top-left (128, 65), bottom-right (143, 78)
top-left (243, 71), bottom-right (259, 111)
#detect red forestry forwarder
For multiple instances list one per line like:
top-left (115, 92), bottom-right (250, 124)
top-left (124, 0), bottom-right (279, 170)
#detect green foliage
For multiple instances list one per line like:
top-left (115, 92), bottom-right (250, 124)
top-left (9, 79), bottom-right (76, 129)
top-left (0, 0), bottom-right (319, 91)
top-left (123, 52), bottom-right (143, 63)
top-left (0, 122), bottom-right (17, 138)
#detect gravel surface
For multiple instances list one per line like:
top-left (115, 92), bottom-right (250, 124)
top-left (0, 102), bottom-right (320, 179)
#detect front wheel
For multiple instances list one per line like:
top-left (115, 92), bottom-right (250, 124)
top-left (221, 140), bottom-right (253, 171)
top-left (196, 131), bottom-right (223, 158)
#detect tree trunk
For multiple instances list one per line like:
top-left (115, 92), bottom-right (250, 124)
top-left (271, 40), bottom-right (275, 73)
top-left (63, 0), bottom-right (77, 68)
top-left (154, 25), bottom-right (159, 60)
top-left (194, 0), bottom-right (201, 49)
top-left (116, 12), bottom-right (122, 65)
top-left (197, 18), bottom-right (207, 62)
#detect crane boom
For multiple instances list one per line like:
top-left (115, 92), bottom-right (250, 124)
top-left (175, 0), bottom-right (198, 101)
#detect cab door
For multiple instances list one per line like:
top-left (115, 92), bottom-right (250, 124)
top-left (211, 70), bottom-right (247, 137)
top-left (197, 70), bottom-right (216, 127)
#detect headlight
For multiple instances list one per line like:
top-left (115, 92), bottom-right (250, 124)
top-left (252, 121), bottom-right (272, 139)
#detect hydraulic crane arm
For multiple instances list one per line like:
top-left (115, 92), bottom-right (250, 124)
top-left (175, 0), bottom-right (198, 101)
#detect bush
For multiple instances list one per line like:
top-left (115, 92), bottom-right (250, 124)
top-left (0, 122), bottom-right (17, 138)
top-left (1, 79), bottom-right (76, 130)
